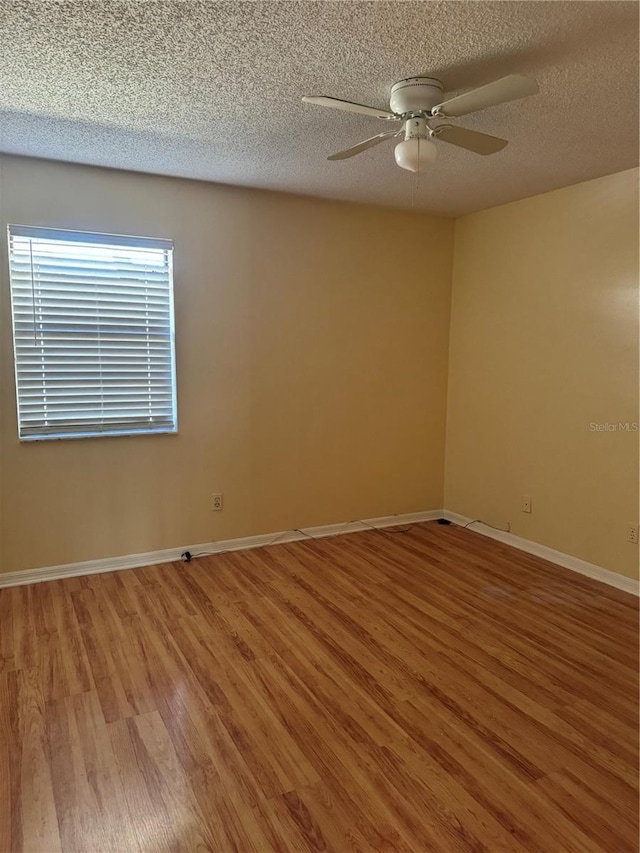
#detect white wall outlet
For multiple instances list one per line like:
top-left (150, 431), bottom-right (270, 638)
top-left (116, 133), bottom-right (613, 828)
top-left (211, 493), bottom-right (223, 512)
top-left (627, 524), bottom-right (639, 544)
top-left (522, 495), bottom-right (532, 513)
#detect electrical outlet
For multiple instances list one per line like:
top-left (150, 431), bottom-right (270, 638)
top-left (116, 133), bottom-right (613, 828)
top-left (522, 495), bottom-right (532, 514)
top-left (627, 524), bottom-right (639, 545)
top-left (211, 493), bottom-right (223, 512)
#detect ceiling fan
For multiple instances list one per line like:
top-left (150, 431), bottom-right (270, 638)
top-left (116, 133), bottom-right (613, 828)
top-left (302, 74), bottom-right (539, 172)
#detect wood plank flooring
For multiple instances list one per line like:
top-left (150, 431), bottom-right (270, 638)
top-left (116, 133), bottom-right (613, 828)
top-left (0, 521), bottom-right (638, 852)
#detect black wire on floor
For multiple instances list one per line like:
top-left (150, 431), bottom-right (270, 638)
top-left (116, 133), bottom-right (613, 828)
top-left (463, 519), bottom-right (511, 533)
top-left (181, 516), bottom-right (436, 562)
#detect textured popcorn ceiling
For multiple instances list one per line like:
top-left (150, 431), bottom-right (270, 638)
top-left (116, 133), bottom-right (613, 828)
top-left (0, 0), bottom-right (638, 215)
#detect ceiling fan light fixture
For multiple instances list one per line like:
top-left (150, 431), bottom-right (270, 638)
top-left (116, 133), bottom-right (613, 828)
top-left (394, 137), bottom-right (437, 173)
top-left (302, 72), bottom-right (538, 169)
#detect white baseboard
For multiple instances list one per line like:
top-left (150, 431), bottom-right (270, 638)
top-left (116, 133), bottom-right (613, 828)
top-left (443, 510), bottom-right (639, 596)
top-left (2, 508), bottom-right (636, 597)
top-left (0, 510), bottom-right (442, 589)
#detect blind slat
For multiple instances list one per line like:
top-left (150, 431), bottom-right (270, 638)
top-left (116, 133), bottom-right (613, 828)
top-left (9, 226), bottom-right (177, 441)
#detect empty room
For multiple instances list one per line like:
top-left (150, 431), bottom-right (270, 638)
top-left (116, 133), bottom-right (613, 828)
top-left (0, 1), bottom-right (638, 851)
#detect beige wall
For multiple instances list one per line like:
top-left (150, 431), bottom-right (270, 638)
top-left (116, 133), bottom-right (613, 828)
top-left (1, 157), bottom-right (637, 581)
top-left (0, 155), bottom-right (454, 573)
top-left (445, 169), bottom-right (639, 579)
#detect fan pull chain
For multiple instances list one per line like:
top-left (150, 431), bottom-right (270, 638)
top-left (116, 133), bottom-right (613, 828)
top-left (411, 138), bottom-right (420, 208)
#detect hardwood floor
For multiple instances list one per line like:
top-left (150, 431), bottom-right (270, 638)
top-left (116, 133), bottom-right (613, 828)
top-left (0, 521), bottom-right (637, 852)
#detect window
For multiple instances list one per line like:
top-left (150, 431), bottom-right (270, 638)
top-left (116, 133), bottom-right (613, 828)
top-left (8, 225), bottom-right (177, 441)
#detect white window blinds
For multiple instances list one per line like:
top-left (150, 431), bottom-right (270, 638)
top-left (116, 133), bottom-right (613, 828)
top-left (8, 225), bottom-right (177, 441)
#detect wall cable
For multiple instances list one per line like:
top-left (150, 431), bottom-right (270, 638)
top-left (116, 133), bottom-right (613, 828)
top-left (180, 514), bottom-right (431, 562)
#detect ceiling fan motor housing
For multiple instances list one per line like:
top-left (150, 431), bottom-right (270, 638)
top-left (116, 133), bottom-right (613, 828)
top-left (390, 77), bottom-right (444, 115)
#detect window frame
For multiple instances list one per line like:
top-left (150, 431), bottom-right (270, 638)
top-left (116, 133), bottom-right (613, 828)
top-left (7, 224), bottom-right (179, 442)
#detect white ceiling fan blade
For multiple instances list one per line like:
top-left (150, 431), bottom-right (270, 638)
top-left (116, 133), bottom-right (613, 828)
top-left (327, 131), bottom-right (400, 160)
top-left (433, 124), bottom-right (508, 155)
top-left (432, 75), bottom-right (538, 118)
top-left (302, 96), bottom-right (398, 120)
